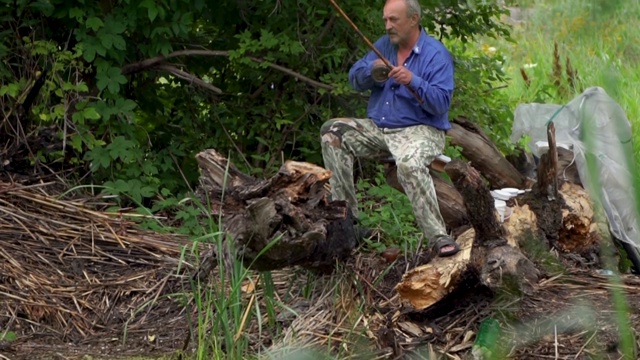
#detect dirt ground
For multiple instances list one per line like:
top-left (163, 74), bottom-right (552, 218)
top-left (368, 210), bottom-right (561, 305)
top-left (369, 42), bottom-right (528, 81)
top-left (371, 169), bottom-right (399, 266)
top-left (3, 252), bottom-right (639, 360)
top-left (1, 175), bottom-right (638, 360)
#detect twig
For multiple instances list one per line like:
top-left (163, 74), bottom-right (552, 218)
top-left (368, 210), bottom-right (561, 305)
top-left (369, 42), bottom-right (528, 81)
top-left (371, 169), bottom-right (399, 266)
top-left (554, 324), bottom-right (559, 360)
top-left (155, 64), bottom-right (222, 94)
top-left (574, 331), bottom-right (597, 359)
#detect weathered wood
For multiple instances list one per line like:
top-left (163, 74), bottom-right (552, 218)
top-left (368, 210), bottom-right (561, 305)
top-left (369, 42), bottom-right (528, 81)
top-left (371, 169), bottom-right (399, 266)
top-left (395, 160), bottom-right (538, 311)
top-left (448, 117), bottom-right (527, 189)
top-left (556, 182), bottom-right (601, 254)
top-left (537, 122), bottom-right (559, 200)
top-left (196, 149), bottom-right (357, 272)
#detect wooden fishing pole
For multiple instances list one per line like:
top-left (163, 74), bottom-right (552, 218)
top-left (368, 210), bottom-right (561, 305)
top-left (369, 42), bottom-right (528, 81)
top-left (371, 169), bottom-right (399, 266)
top-left (328, 0), bottom-right (423, 104)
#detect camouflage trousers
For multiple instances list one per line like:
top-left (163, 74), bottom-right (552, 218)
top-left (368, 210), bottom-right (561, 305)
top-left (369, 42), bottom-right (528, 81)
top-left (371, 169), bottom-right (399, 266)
top-left (320, 117), bottom-right (448, 241)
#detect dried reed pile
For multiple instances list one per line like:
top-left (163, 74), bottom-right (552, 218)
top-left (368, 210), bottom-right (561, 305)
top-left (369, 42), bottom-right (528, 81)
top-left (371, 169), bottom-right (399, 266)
top-left (0, 181), bottom-right (204, 342)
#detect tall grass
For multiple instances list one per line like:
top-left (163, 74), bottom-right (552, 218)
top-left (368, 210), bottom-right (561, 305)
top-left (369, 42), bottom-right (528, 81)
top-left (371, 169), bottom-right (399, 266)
top-left (496, 0), bottom-right (640, 157)
top-left (479, 1), bottom-right (640, 358)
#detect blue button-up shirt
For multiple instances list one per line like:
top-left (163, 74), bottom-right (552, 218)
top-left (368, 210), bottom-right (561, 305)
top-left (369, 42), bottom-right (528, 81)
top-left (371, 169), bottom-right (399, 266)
top-left (348, 29), bottom-right (454, 131)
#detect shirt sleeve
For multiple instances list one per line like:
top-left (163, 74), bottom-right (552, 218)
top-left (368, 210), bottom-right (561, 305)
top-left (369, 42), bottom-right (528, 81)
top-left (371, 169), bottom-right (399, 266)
top-left (408, 50), bottom-right (454, 116)
top-left (348, 38), bottom-right (387, 92)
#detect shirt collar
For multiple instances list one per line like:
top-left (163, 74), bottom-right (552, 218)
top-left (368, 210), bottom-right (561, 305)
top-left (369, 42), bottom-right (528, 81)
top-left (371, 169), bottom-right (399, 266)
top-left (412, 27), bottom-right (429, 55)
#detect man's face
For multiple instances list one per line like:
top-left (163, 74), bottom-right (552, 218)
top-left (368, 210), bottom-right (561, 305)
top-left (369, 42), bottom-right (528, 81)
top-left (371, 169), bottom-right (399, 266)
top-left (383, 0), bottom-right (417, 46)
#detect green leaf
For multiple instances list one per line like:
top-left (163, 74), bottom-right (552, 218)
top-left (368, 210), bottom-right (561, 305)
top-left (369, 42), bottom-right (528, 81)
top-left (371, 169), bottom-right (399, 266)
top-left (29, 0), bottom-right (54, 16)
top-left (96, 67), bottom-right (127, 94)
top-left (114, 98), bottom-right (137, 114)
top-left (104, 18), bottom-right (126, 34)
top-left (82, 107), bottom-right (101, 120)
top-left (100, 33), bottom-right (114, 49)
top-left (112, 35), bottom-right (126, 50)
top-left (0, 83), bottom-right (20, 97)
top-left (86, 17), bottom-right (104, 31)
top-left (69, 7), bottom-right (84, 20)
top-left (83, 47), bottom-right (96, 62)
top-left (70, 134), bottom-right (84, 151)
top-left (148, 6), bottom-right (158, 22)
top-left (107, 136), bottom-right (135, 161)
top-left (85, 146), bottom-right (111, 171)
top-left (142, 161), bottom-right (158, 175)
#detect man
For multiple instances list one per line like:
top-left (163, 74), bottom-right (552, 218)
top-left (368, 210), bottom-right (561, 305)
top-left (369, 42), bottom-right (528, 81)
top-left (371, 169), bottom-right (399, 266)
top-left (320, 0), bottom-right (459, 257)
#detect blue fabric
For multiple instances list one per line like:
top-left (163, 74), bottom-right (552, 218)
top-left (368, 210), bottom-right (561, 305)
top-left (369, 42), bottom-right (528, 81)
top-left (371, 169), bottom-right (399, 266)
top-left (348, 29), bottom-right (454, 131)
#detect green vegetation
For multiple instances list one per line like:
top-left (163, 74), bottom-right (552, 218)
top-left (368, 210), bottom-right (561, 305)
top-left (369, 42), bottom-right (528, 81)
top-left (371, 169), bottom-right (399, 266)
top-left (0, 0), bottom-right (510, 226)
top-left (493, 0), bottom-right (640, 157)
top-left (2, 0), bottom-right (640, 359)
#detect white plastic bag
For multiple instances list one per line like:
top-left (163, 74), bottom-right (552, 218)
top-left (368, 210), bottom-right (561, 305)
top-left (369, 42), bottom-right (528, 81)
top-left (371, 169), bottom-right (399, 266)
top-left (511, 87), bottom-right (639, 252)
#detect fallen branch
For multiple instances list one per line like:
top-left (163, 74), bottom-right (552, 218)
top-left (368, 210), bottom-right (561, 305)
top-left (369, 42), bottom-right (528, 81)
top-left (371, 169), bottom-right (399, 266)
top-left (122, 49), bottom-right (334, 91)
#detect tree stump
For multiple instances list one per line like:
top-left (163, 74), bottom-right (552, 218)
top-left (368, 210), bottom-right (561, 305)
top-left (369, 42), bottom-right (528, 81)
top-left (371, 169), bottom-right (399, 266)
top-left (195, 149), bottom-right (357, 272)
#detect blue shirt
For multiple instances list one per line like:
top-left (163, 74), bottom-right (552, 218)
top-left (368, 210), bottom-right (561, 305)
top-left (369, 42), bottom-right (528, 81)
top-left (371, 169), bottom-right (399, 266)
top-left (348, 29), bottom-right (454, 131)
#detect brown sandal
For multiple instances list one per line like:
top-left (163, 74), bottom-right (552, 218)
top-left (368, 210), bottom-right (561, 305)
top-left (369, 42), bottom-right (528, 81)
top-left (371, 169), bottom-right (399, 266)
top-left (433, 236), bottom-right (460, 257)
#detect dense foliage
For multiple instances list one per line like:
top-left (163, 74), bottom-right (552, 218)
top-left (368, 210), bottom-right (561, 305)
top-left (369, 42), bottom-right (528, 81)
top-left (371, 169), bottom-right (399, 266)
top-left (0, 0), bottom-right (512, 216)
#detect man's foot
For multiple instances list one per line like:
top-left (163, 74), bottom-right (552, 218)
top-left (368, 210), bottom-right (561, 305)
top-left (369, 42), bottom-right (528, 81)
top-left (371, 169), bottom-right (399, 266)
top-left (432, 235), bottom-right (460, 257)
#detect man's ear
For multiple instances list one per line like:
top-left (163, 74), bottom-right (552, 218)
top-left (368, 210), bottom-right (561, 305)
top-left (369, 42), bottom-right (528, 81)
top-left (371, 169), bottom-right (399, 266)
top-left (411, 14), bottom-right (419, 26)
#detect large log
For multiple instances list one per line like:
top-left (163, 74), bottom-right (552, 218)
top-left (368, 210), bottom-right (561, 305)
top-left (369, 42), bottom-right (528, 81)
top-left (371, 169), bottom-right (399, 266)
top-left (195, 149), bottom-right (357, 272)
top-left (395, 122), bottom-right (605, 311)
top-left (448, 117), bottom-right (529, 189)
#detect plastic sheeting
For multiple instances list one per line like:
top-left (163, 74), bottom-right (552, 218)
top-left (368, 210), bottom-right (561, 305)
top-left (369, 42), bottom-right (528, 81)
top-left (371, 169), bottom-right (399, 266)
top-left (510, 86), bottom-right (640, 253)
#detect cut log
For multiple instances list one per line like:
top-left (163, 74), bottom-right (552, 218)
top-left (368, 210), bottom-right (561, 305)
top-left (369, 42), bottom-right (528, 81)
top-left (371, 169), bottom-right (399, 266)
top-left (396, 160), bottom-right (539, 311)
top-left (195, 149), bottom-right (357, 272)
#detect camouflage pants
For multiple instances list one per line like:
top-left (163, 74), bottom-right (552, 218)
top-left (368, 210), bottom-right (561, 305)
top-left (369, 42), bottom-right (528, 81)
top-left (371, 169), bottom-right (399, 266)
top-left (320, 117), bottom-right (448, 241)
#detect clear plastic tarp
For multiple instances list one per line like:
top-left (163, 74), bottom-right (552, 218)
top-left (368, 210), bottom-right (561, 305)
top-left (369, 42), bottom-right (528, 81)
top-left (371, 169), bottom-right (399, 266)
top-left (510, 86), bottom-right (640, 252)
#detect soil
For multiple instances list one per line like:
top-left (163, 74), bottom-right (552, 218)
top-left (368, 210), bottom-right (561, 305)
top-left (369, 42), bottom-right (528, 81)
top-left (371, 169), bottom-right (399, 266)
top-left (2, 176), bottom-right (638, 360)
top-left (4, 251), bottom-right (639, 360)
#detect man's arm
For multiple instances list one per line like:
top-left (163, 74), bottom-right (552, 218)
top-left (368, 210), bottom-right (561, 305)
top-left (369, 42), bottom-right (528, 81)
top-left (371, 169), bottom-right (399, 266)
top-left (348, 39), bottom-right (387, 92)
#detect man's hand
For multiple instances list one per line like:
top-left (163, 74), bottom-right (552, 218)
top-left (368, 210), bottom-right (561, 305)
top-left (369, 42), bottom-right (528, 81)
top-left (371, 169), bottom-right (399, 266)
top-left (388, 66), bottom-right (412, 85)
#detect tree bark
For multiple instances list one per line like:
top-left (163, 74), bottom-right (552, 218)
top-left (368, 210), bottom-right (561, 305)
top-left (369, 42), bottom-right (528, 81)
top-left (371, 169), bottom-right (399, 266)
top-left (195, 149), bottom-right (357, 272)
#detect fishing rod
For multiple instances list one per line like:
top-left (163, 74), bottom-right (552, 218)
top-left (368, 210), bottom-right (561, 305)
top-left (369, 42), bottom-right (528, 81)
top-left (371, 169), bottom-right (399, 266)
top-left (328, 0), bottom-right (424, 104)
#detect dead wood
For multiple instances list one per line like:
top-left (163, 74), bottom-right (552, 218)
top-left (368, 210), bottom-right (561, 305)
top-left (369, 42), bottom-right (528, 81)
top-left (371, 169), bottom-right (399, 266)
top-left (396, 160), bottom-right (539, 312)
top-left (537, 122), bottom-right (559, 200)
top-left (448, 117), bottom-right (528, 189)
top-left (195, 149), bottom-right (357, 273)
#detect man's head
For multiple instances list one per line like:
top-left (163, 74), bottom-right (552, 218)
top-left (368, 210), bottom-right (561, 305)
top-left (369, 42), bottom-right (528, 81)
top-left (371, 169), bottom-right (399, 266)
top-left (383, 0), bottom-right (421, 46)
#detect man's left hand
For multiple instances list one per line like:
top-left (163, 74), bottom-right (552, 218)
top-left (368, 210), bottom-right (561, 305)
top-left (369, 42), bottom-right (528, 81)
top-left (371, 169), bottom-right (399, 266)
top-left (388, 66), bottom-right (413, 85)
